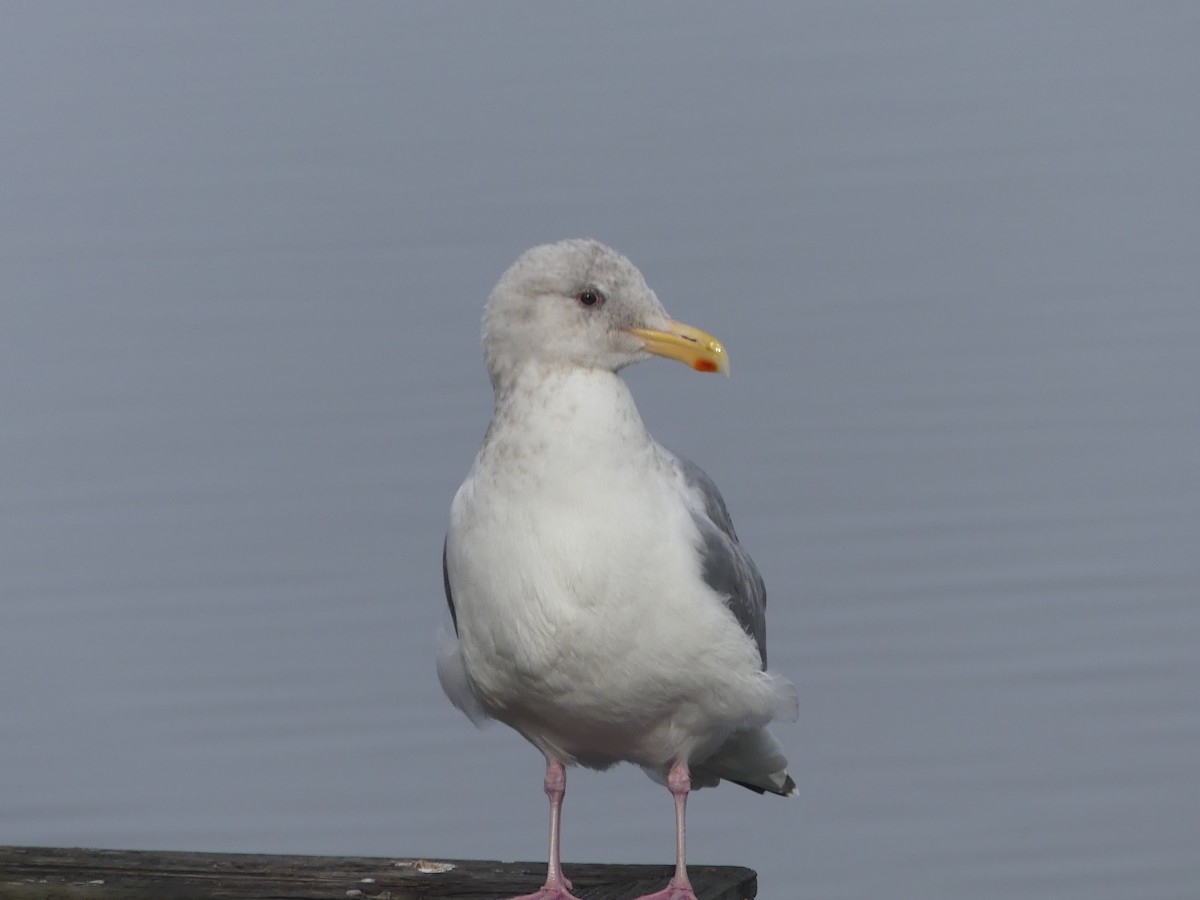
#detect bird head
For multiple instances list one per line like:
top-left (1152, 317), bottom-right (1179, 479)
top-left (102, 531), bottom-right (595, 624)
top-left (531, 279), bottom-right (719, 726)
top-left (482, 239), bottom-right (729, 390)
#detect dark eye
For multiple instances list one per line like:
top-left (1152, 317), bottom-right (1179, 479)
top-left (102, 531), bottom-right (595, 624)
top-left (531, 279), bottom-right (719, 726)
top-left (577, 289), bottom-right (605, 308)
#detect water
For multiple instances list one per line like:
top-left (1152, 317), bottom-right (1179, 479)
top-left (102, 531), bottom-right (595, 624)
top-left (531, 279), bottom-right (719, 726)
top-left (3, 4), bottom-right (1198, 898)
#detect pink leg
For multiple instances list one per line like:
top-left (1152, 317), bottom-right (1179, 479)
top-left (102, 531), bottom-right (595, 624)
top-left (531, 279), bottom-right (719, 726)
top-left (634, 760), bottom-right (699, 900)
top-left (508, 759), bottom-right (581, 900)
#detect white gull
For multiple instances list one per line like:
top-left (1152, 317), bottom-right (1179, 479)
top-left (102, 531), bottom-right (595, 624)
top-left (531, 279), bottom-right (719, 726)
top-left (438, 239), bottom-right (798, 900)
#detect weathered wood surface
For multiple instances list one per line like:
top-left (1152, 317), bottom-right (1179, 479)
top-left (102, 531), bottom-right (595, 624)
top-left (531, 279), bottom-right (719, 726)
top-left (0, 847), bottom-right (756, 900)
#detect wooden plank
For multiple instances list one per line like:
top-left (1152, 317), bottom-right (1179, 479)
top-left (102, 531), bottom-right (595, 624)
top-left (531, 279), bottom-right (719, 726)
top-left (0, 847), bottom-right (757, 900)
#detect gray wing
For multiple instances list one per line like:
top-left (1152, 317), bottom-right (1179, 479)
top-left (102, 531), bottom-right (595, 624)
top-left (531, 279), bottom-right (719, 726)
top-left (442, 536), bottom-right (459, 635)
top-left (675, 454), bottom-right (769, 668)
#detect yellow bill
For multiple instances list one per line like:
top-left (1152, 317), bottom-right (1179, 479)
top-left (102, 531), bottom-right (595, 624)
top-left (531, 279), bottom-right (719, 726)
top-left (624, 320), bottom-right (730, 376)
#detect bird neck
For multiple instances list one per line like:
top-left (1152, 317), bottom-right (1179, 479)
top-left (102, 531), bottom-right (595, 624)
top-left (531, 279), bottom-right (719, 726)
top-left (485, 363), bottom-right (654, 467)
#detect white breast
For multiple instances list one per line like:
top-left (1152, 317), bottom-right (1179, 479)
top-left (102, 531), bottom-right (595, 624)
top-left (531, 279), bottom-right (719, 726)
top-left (444, 365), bottom-right (777, 769)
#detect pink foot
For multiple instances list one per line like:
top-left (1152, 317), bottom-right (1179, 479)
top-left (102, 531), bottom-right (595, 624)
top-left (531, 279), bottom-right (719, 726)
top-left (507, 880), bottom-right (581, 900)
top-left (632, 760), bottom-right (701, 900)
top-left (633, 877), bottom-right (699, 900)
top-left (507, 758), bottom-right (581, 898)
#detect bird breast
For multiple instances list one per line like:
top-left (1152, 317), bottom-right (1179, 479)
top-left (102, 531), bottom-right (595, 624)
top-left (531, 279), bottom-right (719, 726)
top-left (446, 369), bottom-right (740, 726)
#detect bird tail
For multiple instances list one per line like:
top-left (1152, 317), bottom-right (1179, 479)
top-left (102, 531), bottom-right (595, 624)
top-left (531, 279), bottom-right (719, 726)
top-left (693, 727), bottom-right (797, 797)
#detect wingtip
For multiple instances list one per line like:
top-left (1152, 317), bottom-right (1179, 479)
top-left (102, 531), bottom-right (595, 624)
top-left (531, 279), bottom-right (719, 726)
top-left (772, 771), bottom-right (798, 797)
top-left (728, 770), bottom-right (797, 797)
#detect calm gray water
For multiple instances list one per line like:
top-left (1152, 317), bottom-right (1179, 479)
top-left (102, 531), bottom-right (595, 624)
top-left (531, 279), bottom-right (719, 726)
top-left (3, 4), bottom-right (1198, 899)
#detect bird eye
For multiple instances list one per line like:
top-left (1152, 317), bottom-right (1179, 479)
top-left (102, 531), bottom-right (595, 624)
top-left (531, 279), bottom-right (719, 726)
top-left (577, 289), bottom-right (605, 308)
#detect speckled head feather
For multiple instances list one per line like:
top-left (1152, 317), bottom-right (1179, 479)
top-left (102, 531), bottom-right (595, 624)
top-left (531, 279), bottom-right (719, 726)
top-left (482, 239), bottom-right (671, 390)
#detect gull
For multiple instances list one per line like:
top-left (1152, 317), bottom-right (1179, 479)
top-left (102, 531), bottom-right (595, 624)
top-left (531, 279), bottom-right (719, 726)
top-left (438, 239), bottom-right (798, 900)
